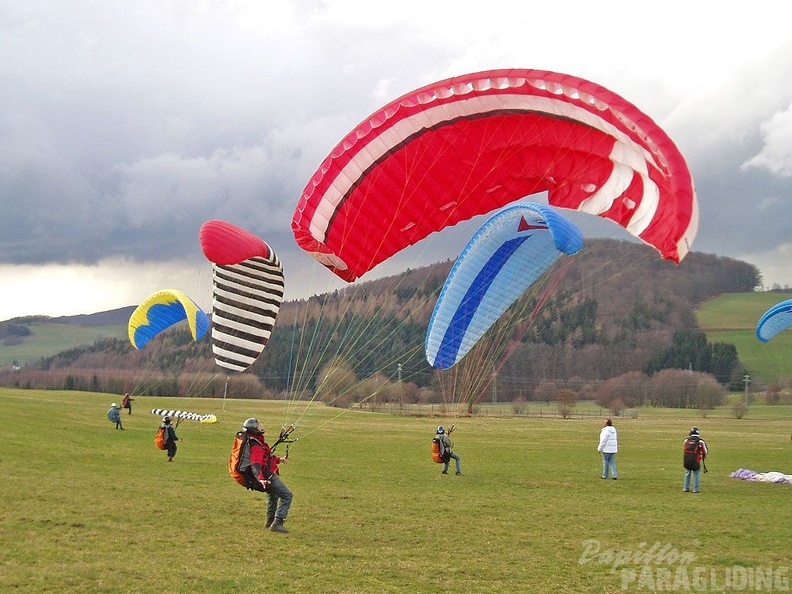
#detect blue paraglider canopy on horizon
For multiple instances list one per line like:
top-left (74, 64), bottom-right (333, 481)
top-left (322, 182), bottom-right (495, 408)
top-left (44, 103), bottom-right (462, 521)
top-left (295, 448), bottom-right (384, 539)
top-left (756, 298), bottom-right (792, 343)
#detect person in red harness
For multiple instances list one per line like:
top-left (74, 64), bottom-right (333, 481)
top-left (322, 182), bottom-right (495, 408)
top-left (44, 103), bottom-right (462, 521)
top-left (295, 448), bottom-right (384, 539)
top-left (242, 418), bottom-right (293, 533)
top-left (121, 392), bottom-right (134, 414)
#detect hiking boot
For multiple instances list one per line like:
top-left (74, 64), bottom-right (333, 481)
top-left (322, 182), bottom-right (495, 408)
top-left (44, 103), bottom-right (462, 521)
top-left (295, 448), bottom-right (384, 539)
top-left (270, 518), bottom-right (289, 533)
top-left (265, 517), bottom-right (274, 528)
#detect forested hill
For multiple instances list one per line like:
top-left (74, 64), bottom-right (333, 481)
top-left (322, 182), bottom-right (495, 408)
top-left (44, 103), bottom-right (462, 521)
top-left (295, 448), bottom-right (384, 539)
top-left (8, 238), bottom-right (760, 397)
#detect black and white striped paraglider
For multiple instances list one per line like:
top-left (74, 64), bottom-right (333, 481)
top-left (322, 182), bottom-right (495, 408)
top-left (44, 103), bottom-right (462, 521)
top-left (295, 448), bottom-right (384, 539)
top-left (199, 220), bottom-right (284, 373)
top-left (151, 409), bottom-right (218, 424)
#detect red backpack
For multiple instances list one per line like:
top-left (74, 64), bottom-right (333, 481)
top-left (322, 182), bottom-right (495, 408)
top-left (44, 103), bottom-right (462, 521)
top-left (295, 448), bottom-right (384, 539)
top-left (683, 436), bottom-right (702, 471)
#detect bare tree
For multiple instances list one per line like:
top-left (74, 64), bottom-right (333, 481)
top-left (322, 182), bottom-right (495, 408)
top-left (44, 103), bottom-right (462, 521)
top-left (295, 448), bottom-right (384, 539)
top-left (535, 381), bottom-right (558, 405)
top-left (557, 388), bottom-right (577, 419)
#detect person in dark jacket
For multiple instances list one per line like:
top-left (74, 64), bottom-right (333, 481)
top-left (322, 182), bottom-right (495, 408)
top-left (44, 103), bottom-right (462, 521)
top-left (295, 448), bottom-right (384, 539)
top-left (241, 418), bottom-right (293, 533)
top-left (161, 416), bottom-right (180, 462)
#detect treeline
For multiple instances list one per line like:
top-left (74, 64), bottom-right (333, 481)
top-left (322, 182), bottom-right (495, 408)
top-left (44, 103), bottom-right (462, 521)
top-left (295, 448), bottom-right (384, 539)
top-left (645, 330), bottom-right (739, 386)
top-left (593, 369), bottom-right (726, 411)
top-left (0, 322), bottom-right (32, 346)
top-left (0, 239), bottom-right (763, 409)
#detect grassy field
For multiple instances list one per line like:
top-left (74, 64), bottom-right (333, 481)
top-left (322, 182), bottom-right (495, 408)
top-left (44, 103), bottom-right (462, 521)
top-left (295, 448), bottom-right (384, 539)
top-left (1, 388), bottom-right (790, 594)
top-left (695, 293), bottom-right (792, 331)
top-left (0, 323), bottom-right (128, 366)
top-left (697, 292), bottom-right (792, 383)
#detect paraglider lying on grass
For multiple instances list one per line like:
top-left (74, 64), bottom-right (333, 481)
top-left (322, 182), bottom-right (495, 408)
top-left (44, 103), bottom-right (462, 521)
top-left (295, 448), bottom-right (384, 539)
top-left (293, 68), bottom-right (698, 283)
top-left (730, 468), bottom-right (792, 485)
top-left (150, 408), bottom-right (217, 424)
top-left (128, 289), bottom-right (209, 350)
top-left (199, 220), bottom-right (284, 373)
top-left (425, 202), bottom-right (583, 369)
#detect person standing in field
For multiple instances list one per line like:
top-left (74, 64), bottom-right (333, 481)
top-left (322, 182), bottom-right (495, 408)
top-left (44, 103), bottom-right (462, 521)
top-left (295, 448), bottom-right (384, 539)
top-left (107, 403), bottom-right (124, 430)
top-left (683, 426), bottom-right (708, 493)
top-left (240, 418), bottom-right (294, 533)
top-left (121, 392), bottom-right (134, 414)
top-left (597, 418), bottom-right (618, 479)
top-left (161, 416), bottom-right (180, 462)
top-left (436, 426), bottom-right (462, 475)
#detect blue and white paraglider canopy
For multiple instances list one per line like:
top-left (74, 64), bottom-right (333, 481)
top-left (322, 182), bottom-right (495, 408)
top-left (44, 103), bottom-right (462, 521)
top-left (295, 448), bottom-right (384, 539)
top-left (425, 202), bottom-right (583, 370)
top-left (756, 298), bottom-right (792, 343)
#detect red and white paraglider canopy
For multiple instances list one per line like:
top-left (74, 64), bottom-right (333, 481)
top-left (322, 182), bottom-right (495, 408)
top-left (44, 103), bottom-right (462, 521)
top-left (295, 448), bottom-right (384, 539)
top-left (293, 68), bottom-right (698, 282)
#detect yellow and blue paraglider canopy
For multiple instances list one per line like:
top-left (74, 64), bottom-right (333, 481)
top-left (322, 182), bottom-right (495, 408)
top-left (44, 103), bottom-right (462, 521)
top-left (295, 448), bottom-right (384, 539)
top-left (128, 289), bottom-right (210, 350)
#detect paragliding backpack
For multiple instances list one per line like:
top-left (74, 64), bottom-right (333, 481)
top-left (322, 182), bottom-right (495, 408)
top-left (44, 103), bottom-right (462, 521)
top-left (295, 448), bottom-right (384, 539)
top-left (683, 435), bottom-right (702, 471)
top-left (154, 426), bottom-right (167, 450)
top-left (229, 431), bottom-right (254, 487)
top-left (432, 437), bottom-right (450, 464)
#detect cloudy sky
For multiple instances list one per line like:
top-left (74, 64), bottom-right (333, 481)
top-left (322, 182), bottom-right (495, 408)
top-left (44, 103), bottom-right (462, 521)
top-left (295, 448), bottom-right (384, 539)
top-left (2, 1), bottom-right (791, 321)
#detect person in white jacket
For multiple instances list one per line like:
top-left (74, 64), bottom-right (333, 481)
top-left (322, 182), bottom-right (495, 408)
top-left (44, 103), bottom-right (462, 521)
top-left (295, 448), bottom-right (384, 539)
top-left (597, 418), bottom-right (618, 480)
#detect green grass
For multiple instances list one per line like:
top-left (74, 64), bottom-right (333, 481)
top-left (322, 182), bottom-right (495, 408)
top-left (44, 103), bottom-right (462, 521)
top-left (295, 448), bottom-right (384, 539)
top-left (696, 293), bottom-right (792, 330)
top-left (0, 323), bottom-right (128, 366)
top-left (697, 292), bottom-right (792, 383)
top-left (1, 388), bottom-right (790, 593)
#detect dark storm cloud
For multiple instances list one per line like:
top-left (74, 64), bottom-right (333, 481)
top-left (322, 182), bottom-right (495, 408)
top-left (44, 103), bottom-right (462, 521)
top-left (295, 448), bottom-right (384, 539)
top-left (2, 0), bottom-right (792, 298)
top-left (0, 2), bottom-right (455, 273)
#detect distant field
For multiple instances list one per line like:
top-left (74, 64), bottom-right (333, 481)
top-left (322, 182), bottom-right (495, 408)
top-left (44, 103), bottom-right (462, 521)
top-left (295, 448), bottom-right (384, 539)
top-left (1, 387), bottom-right (790, 594)
top-left (696, 292), bottom-right (792, 330)
top-left (697, 292), bottom-right (792, 383)
top-left (0, 323), bottom-right (127, 366)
